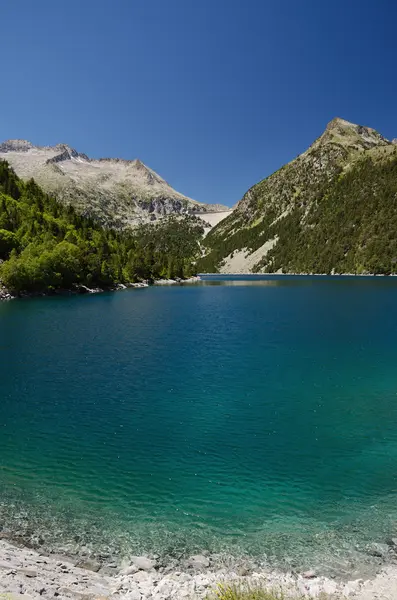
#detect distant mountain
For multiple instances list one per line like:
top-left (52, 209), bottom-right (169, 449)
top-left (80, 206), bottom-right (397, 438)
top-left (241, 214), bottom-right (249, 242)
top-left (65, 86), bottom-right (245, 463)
top-left (199, 118), bottom-right (397, 275)
top-left (0, 140), bottom-right (228, 228)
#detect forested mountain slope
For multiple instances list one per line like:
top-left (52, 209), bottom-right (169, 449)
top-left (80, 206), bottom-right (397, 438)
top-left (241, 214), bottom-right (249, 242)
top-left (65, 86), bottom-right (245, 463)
top-left (0, 161), bottom-right (203, 294)
top-left (198, 118), bottom-right (397, 274)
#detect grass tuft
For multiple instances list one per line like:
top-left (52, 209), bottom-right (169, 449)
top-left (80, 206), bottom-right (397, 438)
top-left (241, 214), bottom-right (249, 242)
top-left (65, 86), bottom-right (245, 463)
top-left (209, 583), bottom-right (290, 600)
top-left (208, 583), bottom-right (334, 600)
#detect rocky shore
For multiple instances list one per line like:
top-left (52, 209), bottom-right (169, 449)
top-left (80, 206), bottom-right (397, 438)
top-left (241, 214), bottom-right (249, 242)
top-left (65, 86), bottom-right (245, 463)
top-left (0, 277), bottom-right (202, 301)
top-left (0, 283), bottom-right (13, 300)
top-left (1, 540), bottom-right (397, 600)
top-left (153, 276), bottom-right (201, 285)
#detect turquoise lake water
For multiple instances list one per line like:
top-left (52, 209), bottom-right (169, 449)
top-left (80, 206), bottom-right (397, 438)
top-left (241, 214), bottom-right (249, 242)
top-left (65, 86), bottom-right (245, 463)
top-left (1, 276), bottom-right (397, 574)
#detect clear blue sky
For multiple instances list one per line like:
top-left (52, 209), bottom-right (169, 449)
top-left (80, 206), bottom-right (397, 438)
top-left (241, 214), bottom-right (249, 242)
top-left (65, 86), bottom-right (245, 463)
top-left (2, 0), bottom-right (397, 206)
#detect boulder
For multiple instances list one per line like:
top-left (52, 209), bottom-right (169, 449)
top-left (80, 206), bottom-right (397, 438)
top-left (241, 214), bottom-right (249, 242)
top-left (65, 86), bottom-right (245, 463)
top-left (75, 558), bottom-right (102, 572)
top-left (131, 556), bottom-right (156, 571)
top-left (99, 565), bottom-right (119, 576)
top-left (366, 543), bottom-right (389, 558)
top-left (187, 555), bottom-right (210, 569)
top-left (19, 568), bottom-right (37, 578)
top-left (302, 570), bottom-right (317, 579)
top-left (236, 567), bottom-right (250, 577)
top-left (120, 558), bottom-right (131, 570)
top-left (122, 565), bottom-right (139, 576)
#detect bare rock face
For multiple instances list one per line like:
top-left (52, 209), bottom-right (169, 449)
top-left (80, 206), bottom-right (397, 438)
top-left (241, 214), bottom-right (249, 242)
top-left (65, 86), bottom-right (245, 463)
top-left (0, 140), bottom-right (228, 229)
top-left (319, 117), bottom-right (390, 150)
top-left (0, 139), bottom-right (34, 152)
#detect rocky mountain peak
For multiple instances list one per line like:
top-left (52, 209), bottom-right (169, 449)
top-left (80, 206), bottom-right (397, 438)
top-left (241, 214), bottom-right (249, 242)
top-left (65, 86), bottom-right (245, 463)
top-left (202, 116), bottom-right (397, 275)
top-left (133, 158), bottom-right (145, 169)
top-left (46, 144), bottom-right (89, 165)
top-left (325, 117), bottom-right (353, 131)
top-left (318, 117), bottom-right (390, 150)
top-left (0, 137), bottom-right (228, 227)
top-left (0, 139), bottom-right (34, 153)
top-left (54, 143), bottom-right (78, 155)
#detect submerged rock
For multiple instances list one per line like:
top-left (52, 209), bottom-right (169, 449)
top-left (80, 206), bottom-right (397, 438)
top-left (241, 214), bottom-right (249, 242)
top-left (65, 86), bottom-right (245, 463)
top-left (187, 555), bottom-right (210, 569)
top-left (366, 543), bottom-right (390, 558)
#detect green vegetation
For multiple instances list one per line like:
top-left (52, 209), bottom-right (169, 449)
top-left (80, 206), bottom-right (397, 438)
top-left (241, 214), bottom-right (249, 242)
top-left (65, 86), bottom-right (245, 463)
top-left (197, 210), bottom-right (278, 273)
top-left (259, 156), bottom-right (397, 274)
top-left (208, 583), bottom-right (308, 600)
top-left (0, 161), bottom-right (202, 294)
top-left (199, 120), bottom-right (397, 275)
top-left (198, 140), bottom-right (348, 273)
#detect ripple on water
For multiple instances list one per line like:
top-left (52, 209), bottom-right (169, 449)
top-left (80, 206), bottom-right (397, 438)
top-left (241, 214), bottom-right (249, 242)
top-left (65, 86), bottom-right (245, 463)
top-left (1, 279), bottom-right (397, 576)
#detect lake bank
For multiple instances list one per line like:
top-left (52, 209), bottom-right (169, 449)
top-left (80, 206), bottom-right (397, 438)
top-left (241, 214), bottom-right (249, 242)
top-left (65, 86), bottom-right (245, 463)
top-left (2, 538), bottom-right (397, 599)
top-left (0, 277), bottom-right (201, 301)
top-left (2, 273), bottom-right (397, 301)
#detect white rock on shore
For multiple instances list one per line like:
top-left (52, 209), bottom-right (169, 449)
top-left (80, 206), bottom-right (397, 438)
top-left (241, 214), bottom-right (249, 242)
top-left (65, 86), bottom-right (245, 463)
top-left (0, 284), bottom-right (13, 300)
top-left (153, 277), bottom-right (201, 285)
top-left (2, 540), bottom-right (397, 599)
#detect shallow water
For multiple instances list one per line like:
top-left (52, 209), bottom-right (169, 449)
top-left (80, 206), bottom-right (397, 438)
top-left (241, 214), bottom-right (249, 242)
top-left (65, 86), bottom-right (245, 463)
top-left (1, 276), bottom-right (397, 574)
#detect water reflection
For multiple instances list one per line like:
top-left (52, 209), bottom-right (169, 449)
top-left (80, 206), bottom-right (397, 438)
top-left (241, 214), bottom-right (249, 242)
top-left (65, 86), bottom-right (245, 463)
top-left (196, 274), bottom-right (397, 288)
top-left (198, 278), bottom-right (280, 286)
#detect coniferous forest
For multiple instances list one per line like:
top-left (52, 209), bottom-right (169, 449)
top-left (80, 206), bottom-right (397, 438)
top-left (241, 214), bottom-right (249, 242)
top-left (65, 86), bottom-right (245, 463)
top-left (0, 161), bottom-right (203, 294)
top-left (198, 142), bottom-right (397, 275)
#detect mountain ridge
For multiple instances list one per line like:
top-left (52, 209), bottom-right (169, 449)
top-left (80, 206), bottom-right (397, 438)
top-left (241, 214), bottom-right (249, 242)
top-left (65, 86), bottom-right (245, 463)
top-left (0, 139), bottom-right (228, 228)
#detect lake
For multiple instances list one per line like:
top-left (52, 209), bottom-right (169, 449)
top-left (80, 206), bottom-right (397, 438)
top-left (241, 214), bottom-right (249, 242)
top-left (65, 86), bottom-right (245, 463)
top-left (1, 276), bottom-right (397, 575)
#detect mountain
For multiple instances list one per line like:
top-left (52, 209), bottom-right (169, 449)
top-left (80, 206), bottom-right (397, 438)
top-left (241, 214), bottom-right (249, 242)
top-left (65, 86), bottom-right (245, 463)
top-left (198, 118), bottom-right (397, 275)
top-left (0, 140), bottom-right (228, 229)
top-left (0, 161), bottom-right (205, 295)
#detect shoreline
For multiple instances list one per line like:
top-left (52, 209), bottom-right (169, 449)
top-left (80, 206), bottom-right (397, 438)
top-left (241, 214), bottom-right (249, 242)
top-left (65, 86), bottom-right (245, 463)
top-left (199, 272), bottom-right (397, 277)
top-left (2, 272), bottom-right (397, 301)
top-left (0, 277), bottom-right (202, 301)
top-left (1, 539), bottom-right (397, 599)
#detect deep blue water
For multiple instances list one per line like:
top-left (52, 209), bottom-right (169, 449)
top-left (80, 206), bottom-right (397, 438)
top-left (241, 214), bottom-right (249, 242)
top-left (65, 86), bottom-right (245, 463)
top-left (1, 276), bottom-right (397, 573)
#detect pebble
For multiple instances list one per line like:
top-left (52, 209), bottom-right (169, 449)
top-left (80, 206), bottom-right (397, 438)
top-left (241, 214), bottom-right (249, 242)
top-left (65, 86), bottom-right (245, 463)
top-left (2, 539), bottom-right (397, 600)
